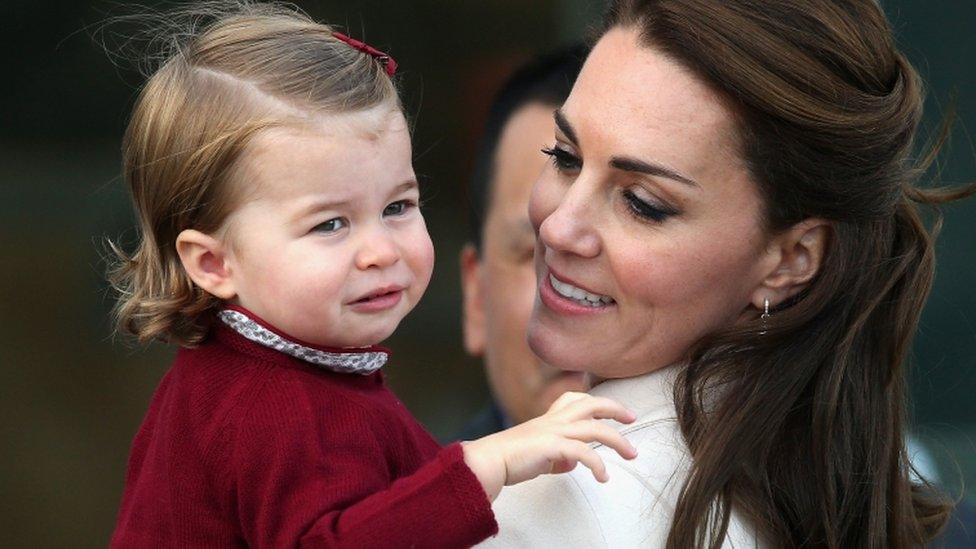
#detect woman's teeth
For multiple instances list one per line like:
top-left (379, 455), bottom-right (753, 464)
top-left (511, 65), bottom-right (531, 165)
top-left (549, 274), bottom-right (614, 307)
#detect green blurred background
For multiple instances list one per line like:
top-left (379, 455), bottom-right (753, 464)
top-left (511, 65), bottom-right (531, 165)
top-left (1, 1), bottom-right (973, 546)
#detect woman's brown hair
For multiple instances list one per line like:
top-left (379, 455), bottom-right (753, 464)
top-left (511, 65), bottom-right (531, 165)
top-left (603, 1), bottom-right (974, 547)
top-left (107, 1), bottom-right (399, 347)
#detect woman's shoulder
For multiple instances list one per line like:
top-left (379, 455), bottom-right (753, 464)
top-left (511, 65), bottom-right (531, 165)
top-left (481, 419), bottom-right (686, 548)
top-left (478, 470), bottom-right (608, 547)
top-left (484, 417), bottom-right (763, 547)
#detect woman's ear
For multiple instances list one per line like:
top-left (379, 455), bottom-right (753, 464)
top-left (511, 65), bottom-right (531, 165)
top-left (751, 219), bottom-right (831, 309)
top-left (175, 229), bottom-right (237, 300)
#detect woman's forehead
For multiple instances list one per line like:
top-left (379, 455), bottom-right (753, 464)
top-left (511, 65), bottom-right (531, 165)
top-left (564, 27), bottom-right (740, 167)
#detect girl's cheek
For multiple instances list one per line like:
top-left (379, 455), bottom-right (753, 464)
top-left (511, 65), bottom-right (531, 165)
top-left (405, 220), bottom-right (435, 282)
top-left (419, 231), bottom-right (435, 282)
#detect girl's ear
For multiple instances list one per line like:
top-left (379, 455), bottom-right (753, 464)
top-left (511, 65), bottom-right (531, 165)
top-left (750, 219), bottom-right (831, 309)
top-left (175, 229), bottom-right (237, 300)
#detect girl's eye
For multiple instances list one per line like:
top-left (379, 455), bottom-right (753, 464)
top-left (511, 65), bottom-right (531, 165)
top-left (312, 217), bottom-right (348, 233)
top-left (383, 200), bottom-right (414, 217)
top-left (623, 189), bottom-right (678, 223)
top-left (541, 146), bottom-right (582, 173)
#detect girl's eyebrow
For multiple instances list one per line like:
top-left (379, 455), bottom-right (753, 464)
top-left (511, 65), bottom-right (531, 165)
top-left (392, 180), bottom-right (419, 194)
top-left (294, 180), bottom-right (419, 221)
top-left (293, 198), bottom-right (353, 221)
top-left (555, 108), bottom-right (699, 190)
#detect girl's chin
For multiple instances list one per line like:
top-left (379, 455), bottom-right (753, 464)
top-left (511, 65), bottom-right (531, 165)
top-left (291, 323), bottom-right (397, 349)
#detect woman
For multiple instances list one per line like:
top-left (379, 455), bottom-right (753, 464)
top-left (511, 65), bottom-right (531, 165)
top-left (479, 0), bottom-right (972, 547)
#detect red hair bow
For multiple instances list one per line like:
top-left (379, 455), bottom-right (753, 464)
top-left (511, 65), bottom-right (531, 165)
top-left (333, 32), bottom-right (398, 77)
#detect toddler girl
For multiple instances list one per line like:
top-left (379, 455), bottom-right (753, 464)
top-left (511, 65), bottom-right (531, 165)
top-left (107, 3), bottom-right (636, 548)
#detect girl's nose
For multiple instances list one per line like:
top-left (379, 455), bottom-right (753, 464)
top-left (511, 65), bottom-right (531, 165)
top-left (537, 183), bottom-right (601, 259)
top-left (355, 226), bottom-right (401, 270)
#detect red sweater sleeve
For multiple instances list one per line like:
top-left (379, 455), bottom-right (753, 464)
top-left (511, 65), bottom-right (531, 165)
top-left (227, 375), bottom-right (497, 548)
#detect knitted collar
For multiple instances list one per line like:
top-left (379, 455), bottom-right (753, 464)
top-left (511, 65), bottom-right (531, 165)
top-left (217, 307), bottom-right (390, 375)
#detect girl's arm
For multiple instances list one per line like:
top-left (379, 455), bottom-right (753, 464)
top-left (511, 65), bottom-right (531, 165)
top-left (231, 388), bottom-right (493, 549)
top-left (231, 387), bottom-right (634, 548)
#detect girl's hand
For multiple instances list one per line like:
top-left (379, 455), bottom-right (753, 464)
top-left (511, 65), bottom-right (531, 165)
top-left (462, 392), bottom-right (638, 501)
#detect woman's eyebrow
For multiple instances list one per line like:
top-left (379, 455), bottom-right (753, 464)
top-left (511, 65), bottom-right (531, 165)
top-left (554, 108), bottom-right (700, 189)
top-left (609, 157), bottom-right (700, 189)
top-left (553, 109), bottom-right (579, 145)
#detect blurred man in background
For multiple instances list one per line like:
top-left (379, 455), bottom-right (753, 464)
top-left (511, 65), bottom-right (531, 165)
top-left (458, 47), bottom-right (587, 439)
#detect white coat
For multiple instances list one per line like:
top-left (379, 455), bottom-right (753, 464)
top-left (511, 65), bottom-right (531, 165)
top-left (478, 367), bottom-right (763, 548)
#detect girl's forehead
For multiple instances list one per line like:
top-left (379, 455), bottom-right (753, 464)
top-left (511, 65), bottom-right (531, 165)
top-left (264, 104), bottom-right (407, 145)
top-left (234, 107), bottom-right (414, 206)
top-left (306, 104), bottom-right (408, 139)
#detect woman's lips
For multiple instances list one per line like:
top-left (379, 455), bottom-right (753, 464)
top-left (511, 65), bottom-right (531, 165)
top-left (539, 269), bottom-right (615, 316)
top-left (349, 287), bottom-right (404, 313)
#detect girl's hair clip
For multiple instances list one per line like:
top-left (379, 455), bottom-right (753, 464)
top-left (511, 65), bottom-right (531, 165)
top-left (332, 32), bottom-right (398, 77)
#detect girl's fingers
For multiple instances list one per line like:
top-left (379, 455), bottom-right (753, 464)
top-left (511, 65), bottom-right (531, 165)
top-left (557, 440), bottom-right (608, 483)
top-left (546, 391), bottom-right (589, 413)
top-left (563, 421), bottom-right (638, 460)
top-left (548, 457), bottom-right (576, 475)
top-left (562, 396), bottom-right (636, 424)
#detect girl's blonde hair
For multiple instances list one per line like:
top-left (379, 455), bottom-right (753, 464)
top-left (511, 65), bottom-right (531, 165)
top-left (107, 1), bottom-right (400, 347)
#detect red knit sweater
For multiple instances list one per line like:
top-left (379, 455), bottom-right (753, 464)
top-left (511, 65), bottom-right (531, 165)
top-left (110, 317), bottom-right (498, 548)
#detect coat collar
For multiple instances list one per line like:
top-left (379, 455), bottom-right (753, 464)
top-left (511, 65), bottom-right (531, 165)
top-left (588, 366), bottom-right (678, 422)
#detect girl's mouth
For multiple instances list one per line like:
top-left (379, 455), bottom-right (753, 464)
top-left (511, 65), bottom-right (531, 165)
top-left (349, 286), bottom-right (405, 313)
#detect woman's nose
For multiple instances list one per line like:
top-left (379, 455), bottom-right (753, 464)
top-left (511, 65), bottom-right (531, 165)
top-left (355, 225), bottom-right (401, 270)
top-left (537, 183), bottom-right (601, 258)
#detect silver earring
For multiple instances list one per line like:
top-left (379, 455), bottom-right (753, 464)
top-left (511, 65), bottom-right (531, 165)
top-left (760, 298), bottom-right (771, 335)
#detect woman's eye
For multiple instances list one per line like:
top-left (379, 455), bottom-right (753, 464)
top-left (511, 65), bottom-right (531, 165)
top-left (312, 217), bottom-right (348, 233)
top-left (623, 189), bottom-right (678, 223)
top-left (541, 146), bottom-right (582, 173)
top-left (383, 200), bottom-right (413, 216)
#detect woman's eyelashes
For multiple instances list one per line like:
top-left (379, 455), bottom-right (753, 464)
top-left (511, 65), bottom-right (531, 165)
top-left (541, 146), bottom-right (581, 173)
top-left (541, 145), bottom-right (677, 223)
top-left (622, 189), bottom-right (678, 222)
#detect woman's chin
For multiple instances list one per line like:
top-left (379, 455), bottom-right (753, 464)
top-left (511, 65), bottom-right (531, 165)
top-left (527, 322), bottom-right (593, 374)
top-left (528, 320), bottom-right (665, 379)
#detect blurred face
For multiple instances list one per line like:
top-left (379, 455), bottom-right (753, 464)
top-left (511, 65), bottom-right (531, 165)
top-left (528, 27), bottom-right (772, 378)
top-left (223, 106), bottom-right (434, 347)
top-left (462, 103), bottom-right (586, 424)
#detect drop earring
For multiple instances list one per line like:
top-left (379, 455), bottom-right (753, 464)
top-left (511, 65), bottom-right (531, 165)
top-left (759, 298), bottom-right (771, 335)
